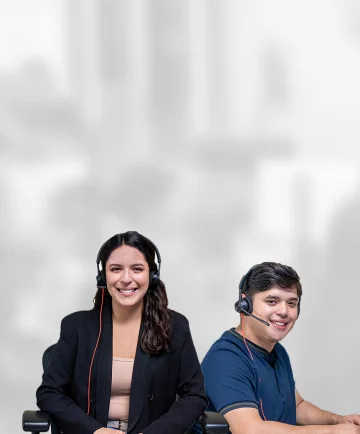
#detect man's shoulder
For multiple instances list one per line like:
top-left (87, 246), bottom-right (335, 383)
top-left (202, 329), bottom-right (250, 364)
top-left (210, 329), bottom-right (247, 349)
top-left (201, 330), bottom-right (257, 406)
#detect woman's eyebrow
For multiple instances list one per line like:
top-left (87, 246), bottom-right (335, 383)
top-left (108, 262), bottom-right (145, 266)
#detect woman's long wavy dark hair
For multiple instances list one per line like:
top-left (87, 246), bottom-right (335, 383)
top-left (93, 231), bottom-right (171, 354)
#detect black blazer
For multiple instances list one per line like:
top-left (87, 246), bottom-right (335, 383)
top-left (36, 300), bottom-right (207, 434)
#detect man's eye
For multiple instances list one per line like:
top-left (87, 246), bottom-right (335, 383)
top-left (289, 302), bottom-right (298, 307)
top-left (267, 300), bottom-right (276, 305)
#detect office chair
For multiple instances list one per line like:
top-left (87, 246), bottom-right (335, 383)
top-left (22, 344), bottom-right (229, 434)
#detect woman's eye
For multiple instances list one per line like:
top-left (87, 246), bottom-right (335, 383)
top-left (110, 267), bottom-right (120, 272)
top-left (133, 267), bottom-right (143, 272)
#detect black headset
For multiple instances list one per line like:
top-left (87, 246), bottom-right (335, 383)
top-left (235, 264), bottom-right (300, 324)
top-left (235, 266), bottom-right (270, 326)
top-left (234, 266), bottom-right (255, 315)
top-left (95, 233), bottom-right (162, 289)
top-left (87, 233), bottom-right (162, 416)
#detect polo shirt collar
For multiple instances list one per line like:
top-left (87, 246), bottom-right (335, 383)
top-left (229, 328), bottom-right (278, 365)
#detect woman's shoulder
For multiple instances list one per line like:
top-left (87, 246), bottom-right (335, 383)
top-left (168, 310), bottom-right (198, 352)
top-left (169, 309), bottom-right (191, 333)
top-left (60, 309), bottom-right (99, 330)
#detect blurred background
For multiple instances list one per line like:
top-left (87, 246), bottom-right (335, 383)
top-left (1, 1), bottom-right (360, 431)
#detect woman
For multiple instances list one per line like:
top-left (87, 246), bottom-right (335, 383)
top-left (36, 231), bottom-right (207, 434)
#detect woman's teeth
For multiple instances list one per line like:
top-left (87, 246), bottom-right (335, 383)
top-left (119, 289), bottom-right (136, 294)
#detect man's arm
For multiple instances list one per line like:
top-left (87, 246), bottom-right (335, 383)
top-left (224, 407), bottom-right (360, 434)
top-left (296, 390), bottom-right (360, 426)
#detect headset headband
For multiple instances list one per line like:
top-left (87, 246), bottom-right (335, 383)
top-left (96, 233), bottom-right (162, 273)
top-left (238, 265), bottom-right (257, 296)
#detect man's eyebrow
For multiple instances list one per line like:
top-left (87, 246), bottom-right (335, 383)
top-left (263, 295), bottom-right (299, 301)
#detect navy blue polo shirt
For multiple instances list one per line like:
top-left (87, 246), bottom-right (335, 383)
top-left (194, 328), bottom-right (296, 432)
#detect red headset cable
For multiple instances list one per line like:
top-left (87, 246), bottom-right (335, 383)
top-left (241, 313), bottom-right (254, 361)
top-left (87, 287), bottom-right (104, 415)
top-left (240, 313), bottom-right (267, 420)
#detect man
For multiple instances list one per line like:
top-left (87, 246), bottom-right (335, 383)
top-left (195, 262), bottom-right (360, 434)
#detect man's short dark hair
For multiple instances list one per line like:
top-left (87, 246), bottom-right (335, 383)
top-left (241, 262), bottom-right (302, 306)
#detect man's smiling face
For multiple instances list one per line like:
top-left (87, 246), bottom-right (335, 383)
top-left (242, 285), bottom-right (299, 351)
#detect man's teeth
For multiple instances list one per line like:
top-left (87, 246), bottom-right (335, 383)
top-left (271, 321), bottom-right (287, 326)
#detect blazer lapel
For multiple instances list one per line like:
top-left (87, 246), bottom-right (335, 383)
top-left (94, 300), bottom-right (113, 426)
top-left (127, 320), bottom-right (150, 432)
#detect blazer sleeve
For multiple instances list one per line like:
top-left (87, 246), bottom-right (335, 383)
top-left (36, 314), bottom-right (102, 434)
top-left (143, 316), bottom-right (208, 434)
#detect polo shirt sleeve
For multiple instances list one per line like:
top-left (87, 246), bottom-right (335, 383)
top-left (201, 342), bottom-right (259, 416)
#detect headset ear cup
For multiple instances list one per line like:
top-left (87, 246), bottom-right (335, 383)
top-left (96, 270), bottom-right (106, 289)
top-left (234, 300), bottom-right (241, 313)
top-left (234, 296), bottom-right (253, 315)
top-left (149, 269), bottom-right (160, 287)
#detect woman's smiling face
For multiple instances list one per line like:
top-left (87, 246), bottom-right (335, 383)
top-left (105, 244), bottom-right (150, 309)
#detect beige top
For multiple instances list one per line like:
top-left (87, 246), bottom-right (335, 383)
top-left (108, 357), bottom-right (134, 421)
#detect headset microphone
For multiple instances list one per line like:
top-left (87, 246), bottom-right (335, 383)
top-left (234, 299), bottom-right (270, 326)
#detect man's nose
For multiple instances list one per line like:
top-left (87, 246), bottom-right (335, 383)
top-left (276, 302), bottom-right (289, 317)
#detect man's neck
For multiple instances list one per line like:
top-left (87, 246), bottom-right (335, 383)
top-left (235, 323), bottom-right (275, 353)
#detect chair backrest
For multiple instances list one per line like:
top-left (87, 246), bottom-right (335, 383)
top-left (43, 344), bottom-right (56, 372)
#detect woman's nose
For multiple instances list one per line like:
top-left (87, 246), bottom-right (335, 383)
top-left (120, 269), bottom-right (132, 283)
